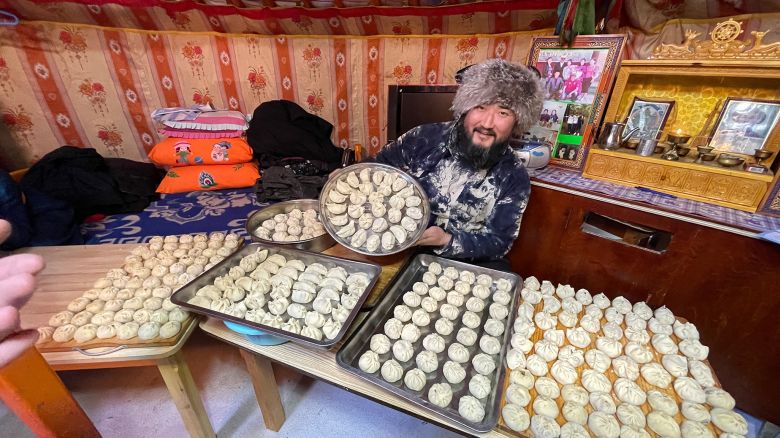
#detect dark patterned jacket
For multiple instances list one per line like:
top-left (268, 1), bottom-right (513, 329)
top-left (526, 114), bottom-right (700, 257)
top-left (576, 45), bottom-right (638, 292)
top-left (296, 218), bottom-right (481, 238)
top-left (374, 121), bottom-right (530, 260)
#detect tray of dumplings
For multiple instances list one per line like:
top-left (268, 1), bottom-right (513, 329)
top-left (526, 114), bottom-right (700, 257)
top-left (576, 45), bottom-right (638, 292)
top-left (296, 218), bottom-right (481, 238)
top-left (496, 277), bottom-right (747, 438)
top-left (336, 254), bottom-right (522, 432)
top-left (36, 232), bottom-right (241, 352)
top-left (319, 163), bottom-right (430, 256)
top-left (171, 242), bottom-right (382, 348)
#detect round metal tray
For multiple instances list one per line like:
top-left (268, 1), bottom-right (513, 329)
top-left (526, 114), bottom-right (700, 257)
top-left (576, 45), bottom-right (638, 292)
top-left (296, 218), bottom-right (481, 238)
top-left (319, 163), bottom-right (430, 256)
top-left (245, 199), bottom-right (336, 252)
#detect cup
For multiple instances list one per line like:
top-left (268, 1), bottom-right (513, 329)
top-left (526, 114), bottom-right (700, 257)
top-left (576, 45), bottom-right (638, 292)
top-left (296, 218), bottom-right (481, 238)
top-left (636, 138), bottom-right (658, 157)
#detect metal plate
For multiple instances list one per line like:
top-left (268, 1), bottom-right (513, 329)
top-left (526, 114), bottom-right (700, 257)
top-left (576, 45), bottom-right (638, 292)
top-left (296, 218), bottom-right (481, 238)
top-left (336, 254), bottom-right (522, 432)
top-left (171, 242), bottom-right (381, 348)
top-left (319, 163), bottom-right (430, 256)
top-left (245, 199), bottom-right (336, 253)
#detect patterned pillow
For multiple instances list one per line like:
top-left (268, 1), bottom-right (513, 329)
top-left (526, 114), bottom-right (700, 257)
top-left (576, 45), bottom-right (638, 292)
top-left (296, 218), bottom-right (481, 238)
top-left (158, 127), bottom-right (245, 139)
top-left (148, 138), bottom-right (253, 167)
top-left (161, 110), bottom-right (248, 131)
top-left (156, 163), bottom-right (259, 194)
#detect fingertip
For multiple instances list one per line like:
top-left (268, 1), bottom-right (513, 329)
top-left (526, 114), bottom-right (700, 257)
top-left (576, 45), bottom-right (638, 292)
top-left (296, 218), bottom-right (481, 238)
top-left (0, 220), bottom-right (10, 242)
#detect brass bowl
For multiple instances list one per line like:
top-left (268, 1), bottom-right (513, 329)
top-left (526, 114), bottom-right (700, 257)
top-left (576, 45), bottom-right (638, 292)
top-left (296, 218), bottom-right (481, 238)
top-left (677, 146), bottom-right (691, 157)
top-left (653, 142), bottom-right (669, 154)
top-left (717, 154), bottom-right (745, 167)
top-left (666, 133), bottom-right (691, 144)
top-left (754, 148), bottom-right (773, 160)
top-left (624, 138), bottom-right (640, 150)
top-left (696, 146), bottom-right (715, 154)
top-left (700, 153), bottom-right (717, 161)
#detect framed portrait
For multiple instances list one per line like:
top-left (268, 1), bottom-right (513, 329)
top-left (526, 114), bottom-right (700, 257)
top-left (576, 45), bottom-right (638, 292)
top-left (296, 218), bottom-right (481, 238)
top-left (526, 35), bottom-right (626, 170)
top-left (625, 97), bottom-right (675, 138)
top-left (709, 98), bottom-right (780, 156)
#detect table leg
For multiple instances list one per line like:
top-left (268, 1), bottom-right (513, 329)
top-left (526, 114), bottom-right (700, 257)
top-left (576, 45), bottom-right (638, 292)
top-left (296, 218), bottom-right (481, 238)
top-left (0, 347), bottom-right (100, 438)
top-left (239, 349), bottom-right (286, 431)
top-left (157, 350), bottom-right (215, 438)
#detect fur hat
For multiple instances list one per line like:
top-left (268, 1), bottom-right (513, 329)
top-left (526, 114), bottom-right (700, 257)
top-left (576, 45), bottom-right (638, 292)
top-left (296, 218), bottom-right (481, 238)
top-left (451, 58), bottom-right (544, 135)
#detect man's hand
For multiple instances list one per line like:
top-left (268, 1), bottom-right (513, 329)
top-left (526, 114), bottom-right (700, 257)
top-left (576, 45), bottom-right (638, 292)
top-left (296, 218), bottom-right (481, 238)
top-left (416, 226), bottom-right (452, 248)
top-left (0, 220), bottom-right (45, 368)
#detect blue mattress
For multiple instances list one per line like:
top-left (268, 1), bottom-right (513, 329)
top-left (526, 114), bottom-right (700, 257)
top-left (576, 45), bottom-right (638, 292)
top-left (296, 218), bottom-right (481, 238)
top-left (80, 188), bottom-right (269, 244)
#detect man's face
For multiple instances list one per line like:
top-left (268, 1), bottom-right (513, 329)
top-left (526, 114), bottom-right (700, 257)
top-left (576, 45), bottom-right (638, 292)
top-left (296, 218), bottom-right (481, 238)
top-left (462, 103), bottom-right (516, 150)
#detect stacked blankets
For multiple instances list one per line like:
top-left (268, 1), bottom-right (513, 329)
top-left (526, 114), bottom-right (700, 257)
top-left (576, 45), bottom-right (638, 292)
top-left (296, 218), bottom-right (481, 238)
top-left (149, 106), bottom-right (259, 193)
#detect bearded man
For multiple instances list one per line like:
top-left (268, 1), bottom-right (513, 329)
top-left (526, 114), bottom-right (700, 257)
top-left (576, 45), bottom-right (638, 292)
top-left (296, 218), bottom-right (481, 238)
top-left (374, 58), bottom-right (543, 271)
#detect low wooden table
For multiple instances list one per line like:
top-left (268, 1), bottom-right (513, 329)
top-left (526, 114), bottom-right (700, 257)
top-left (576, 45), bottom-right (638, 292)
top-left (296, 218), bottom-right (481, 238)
top-left (17, 244), bottom-right (215, 438)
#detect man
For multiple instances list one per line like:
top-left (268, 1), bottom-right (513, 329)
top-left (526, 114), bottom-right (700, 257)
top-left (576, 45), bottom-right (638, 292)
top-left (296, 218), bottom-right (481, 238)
top-left (374, 58), bottom-right (543, 270)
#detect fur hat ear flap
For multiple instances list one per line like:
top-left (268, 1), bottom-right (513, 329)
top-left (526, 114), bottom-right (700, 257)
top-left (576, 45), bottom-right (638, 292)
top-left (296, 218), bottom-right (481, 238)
top-left (451, 58), bottom-right (544, 136)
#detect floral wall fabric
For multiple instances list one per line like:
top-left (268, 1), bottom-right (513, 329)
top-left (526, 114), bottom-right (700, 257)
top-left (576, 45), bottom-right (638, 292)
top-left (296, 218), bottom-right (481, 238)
top-left (0, 22), bottom-right (549, 170)
top-left (0, 0), bottom-right (558, 35)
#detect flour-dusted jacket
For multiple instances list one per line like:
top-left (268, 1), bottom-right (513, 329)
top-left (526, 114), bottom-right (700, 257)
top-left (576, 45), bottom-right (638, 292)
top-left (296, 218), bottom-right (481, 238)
top-left (374, 121), bottom-right (531, 260)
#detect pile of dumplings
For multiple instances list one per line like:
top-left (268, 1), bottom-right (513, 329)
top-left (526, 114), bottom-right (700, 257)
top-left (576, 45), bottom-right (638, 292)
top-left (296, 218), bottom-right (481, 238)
top-left (187, 246), bottom-right (372, 342)
top-left (253, 208), bottom-right (327, 242)
top-left (322, 165), bottom-right (426, 254)
top-left (356, 261), bottom-right (517, 425)
top-left (500, 276), bottom-right (748, 438)
top-left (38, 232), bottom-right (240, 345)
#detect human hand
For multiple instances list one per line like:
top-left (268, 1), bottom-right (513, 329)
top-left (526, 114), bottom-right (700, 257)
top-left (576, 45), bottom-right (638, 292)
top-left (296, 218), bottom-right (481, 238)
top-left (0, 219), bottom-right (45, 368)
top-left (416, 226), bottom-right (452, 248)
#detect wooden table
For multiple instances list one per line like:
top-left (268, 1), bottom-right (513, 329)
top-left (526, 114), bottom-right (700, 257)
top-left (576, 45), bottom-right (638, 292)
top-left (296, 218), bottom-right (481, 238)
top-left (198, 244), bottom-right (511, 436)
top-left (16, 244), bottom-right (215, 438)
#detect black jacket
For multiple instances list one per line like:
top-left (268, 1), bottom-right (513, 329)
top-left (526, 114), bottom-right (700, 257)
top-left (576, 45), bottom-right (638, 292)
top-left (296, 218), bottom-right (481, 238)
top-left (20, 146), bottom-right (162, 221)
top-left (246, 100), bottom-right (342, 171)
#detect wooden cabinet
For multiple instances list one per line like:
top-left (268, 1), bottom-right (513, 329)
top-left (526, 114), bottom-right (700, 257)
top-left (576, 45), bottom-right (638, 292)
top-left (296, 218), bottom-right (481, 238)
top-left (584, 149), bottom-right (772, 211)
top-left (507, 183), bottom-right (780, 424)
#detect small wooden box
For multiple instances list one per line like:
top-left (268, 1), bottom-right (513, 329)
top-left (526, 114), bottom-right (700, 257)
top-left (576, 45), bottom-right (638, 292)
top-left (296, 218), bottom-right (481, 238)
top-left (583, 60), bottom-right (780, 212)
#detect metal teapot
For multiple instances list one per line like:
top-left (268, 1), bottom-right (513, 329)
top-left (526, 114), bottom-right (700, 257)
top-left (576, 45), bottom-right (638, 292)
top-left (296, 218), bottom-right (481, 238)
top-left (598, 122), bottom-right (640, 150)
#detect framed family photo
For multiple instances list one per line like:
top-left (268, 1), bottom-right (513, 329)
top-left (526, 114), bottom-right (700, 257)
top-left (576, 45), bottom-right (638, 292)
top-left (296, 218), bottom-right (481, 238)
top-left (709, 97), bottom-right (780, 157)
top-left (625, 97), bottom-right (675, 137)
top-left (525, 35), bottom-right (626, 170)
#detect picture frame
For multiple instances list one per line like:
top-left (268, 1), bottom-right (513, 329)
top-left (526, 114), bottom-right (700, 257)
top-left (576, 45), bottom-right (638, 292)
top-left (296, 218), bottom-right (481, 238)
top-left (709, 97), bottom-right (780, 156)
top-left (525, 35), bottom-right (626, 170)
top-left (624, 96), bottom-right (675, 138)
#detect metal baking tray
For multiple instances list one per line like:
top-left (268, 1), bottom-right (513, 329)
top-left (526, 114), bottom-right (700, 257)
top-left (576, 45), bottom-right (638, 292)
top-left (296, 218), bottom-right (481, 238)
top-left (171, 242), bottom-right (381, 348)
top-left (336, 254), bottom-right (522, 432)
top-left (319, 163), bottom-right (430, 256)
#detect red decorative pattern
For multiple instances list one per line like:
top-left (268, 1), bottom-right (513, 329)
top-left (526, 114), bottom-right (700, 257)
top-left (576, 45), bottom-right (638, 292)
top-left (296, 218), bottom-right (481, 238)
top-left (78, 79), bottom-right (107, 115)
top-left (248, 66), bottom-right (268, 99)
top-left (392, 62), bottom-right (413, 85)
top-left (305, 89), bottom-right (324, 115)
top-left (181, 41), bottom-right (205, 78)
top-left (456, 36), bottom-right (480, 66)
top-left (59, 26), bottom-right (89, 68)
top-left (0, 57), bottom-right (13, 94)
top-left (2, 105), bottom-right (34, 146)
top-left (97, 123), bottom-right (124, 155)
top-left (192, 87), bottom-right (213, 106)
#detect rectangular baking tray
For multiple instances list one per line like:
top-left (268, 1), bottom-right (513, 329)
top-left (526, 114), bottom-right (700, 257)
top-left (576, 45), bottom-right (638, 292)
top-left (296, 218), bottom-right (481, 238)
top-left (336, 254), bottom-right (522, 432)
top-left (171, 242), bottom-right (382, 348)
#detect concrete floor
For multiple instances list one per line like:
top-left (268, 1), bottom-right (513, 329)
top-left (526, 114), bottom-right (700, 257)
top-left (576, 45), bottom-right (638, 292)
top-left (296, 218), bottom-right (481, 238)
top-left (0, 329), bottom-right (773, 438)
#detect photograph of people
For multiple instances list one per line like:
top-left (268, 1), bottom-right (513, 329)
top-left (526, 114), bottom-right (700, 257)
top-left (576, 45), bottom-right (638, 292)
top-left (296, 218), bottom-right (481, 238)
top-left (561, 104), bottom-right (590, 136)
top-left (544, 71), bottom-right (564, 101)
top-left (557, 145), bottom-right (568, 159)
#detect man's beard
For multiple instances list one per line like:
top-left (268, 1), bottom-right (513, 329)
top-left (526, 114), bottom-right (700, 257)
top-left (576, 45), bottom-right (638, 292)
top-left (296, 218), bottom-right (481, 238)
top-left (451, 119), bottom-right (511, 169)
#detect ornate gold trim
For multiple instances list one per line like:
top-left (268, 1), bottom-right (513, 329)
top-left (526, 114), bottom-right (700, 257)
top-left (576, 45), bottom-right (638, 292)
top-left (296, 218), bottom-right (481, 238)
top-left (650, 18), bottom-right (779, 60)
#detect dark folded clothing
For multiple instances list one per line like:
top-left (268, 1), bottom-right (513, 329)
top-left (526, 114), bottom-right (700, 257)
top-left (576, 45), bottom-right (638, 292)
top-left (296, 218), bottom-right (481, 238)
top-left (255, 166), bottom-right (326, 202)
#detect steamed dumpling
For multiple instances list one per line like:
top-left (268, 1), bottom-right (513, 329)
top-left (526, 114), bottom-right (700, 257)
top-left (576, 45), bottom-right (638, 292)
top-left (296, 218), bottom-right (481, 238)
top-left (381, 231), bottom-right (396, 250)
top-left (366, 235), bottom-right (381, 253)
top-left (389, 225), bottom-right (407, 245)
